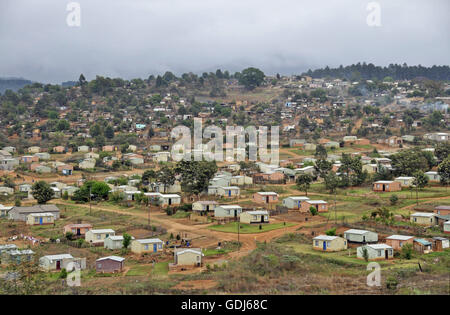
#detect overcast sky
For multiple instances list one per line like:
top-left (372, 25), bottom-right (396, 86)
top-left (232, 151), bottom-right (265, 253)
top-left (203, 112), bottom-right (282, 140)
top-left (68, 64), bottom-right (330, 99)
top-left (0, 0), bottom-right (449, 83)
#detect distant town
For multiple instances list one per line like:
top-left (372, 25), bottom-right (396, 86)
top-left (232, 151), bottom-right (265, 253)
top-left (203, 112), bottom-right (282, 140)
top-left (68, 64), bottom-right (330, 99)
top-left (0, 64), bottom-right (449, 295)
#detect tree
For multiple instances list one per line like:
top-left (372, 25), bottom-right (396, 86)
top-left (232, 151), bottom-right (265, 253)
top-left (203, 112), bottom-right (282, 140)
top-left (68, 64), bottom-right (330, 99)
top-left (412, 171), bottom-right (428, 205)
top-left (315, 159), bottom-right (332, 178)
top-left (72, 181), bottom-right (110, 202)
top-left (324, 172), bottom-right (340, 223)
top-left (104, 125), bottom-right (114, 139)
top-left (314, 144), bottom-right (327, 159)
top-left (122, 233), bottom-right (132, 249)
top-left (296, 174), bottom-right (312, 196)
top-left (361, 246), bottom-right (369, 262)
top-left (391, 149), bottom-right (432, 176)
top-left (238, 67), bottom-right (265, 90)
top-left (309, 206), bottom-right (318, 216)
top-left (389, 194), bottom-right (398, 205)
top-left (176, 160), bottom-right (217, 198)
top-left (31, 181), bottom-right (54, 204)
top-left (325, 228), bottom-right (336, 236)
top-left (435, 143), bottom-right (450, 162)
top-left (438, 158), bottom-right (450, 189)
top-left (142, 170), bottom-right (156, 185)
top-left (156, 166), bottom-right (176, 193)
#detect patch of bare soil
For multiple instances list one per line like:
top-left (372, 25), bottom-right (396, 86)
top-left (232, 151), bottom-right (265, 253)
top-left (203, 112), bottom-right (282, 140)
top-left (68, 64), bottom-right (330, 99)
top-left (172, 279), bottom-right (217, 291)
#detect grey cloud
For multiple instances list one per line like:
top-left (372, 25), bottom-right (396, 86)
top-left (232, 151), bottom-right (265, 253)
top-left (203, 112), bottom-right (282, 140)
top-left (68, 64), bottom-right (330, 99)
top-left (0, 0), bottom-right (448, 83)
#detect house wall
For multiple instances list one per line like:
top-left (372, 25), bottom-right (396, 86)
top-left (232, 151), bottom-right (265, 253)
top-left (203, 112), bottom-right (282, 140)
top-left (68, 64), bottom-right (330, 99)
top-left (344, 232), bottom-right (378, 243)
top-left (312, 237), bottom-right (347, 252)
top-left (176, 251), bottom-right (202, 266)
top-left (253, 193), bottom-right (278, 204)
top-left (240, 213), bottom-right (269, 224)
top-left (26, 215), bottom-right (54, 225)
top-left (385, 238), bottom-right (414, 250)
top-left (96, 260), bottom-right (123, 273)
top-left (357, 247), bottom-right (393, 260)
top-left (410, 216), bottom-right (435, 226)
top-left (85, 231), bottom-right (115, 244)
top-left (300, 201), bottom-right (328, 213)
top-left (131, 241), bottom-right (163, 254)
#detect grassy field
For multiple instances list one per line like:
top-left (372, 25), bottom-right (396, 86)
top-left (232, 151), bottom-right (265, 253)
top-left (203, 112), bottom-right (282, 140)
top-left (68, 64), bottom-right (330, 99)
top-left (208, 222), bottom-right (295, 234)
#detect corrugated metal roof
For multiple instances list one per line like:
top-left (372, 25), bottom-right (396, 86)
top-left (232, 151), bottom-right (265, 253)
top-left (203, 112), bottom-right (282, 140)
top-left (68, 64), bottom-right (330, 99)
top-left (136, 238), bottom-right (163, 244)
top-left (96, 256), bottom-right (125, 262)
top-left (313, 235), bottom-right (338, 241)
top-left (386, 235), bottom-right (413, 241)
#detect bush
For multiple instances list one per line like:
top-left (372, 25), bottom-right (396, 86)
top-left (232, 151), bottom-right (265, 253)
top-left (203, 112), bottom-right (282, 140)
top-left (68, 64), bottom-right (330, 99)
top-left (390, 194), bottom-right (399, 205)
top-left (309, 206), bottom-right (318, 216)
top-left (325, 228), bottom-right (336, 236)
top-left (386, 276), bottom-right (398, 290)
top-left (401, 244), bottom-right (413, 260)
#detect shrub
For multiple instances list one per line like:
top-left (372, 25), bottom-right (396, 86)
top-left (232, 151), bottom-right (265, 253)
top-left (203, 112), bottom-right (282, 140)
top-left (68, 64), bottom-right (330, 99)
top-left (390, 194), bottom-right (399, 205)
top-left (386, 276), bottom-right (398, 290)
top-left (401, 244), bottom-right (413, 260)
top-left (309, 206), bottom-right (318, 216)
top-left (325, 228), bottom-right (336, 236)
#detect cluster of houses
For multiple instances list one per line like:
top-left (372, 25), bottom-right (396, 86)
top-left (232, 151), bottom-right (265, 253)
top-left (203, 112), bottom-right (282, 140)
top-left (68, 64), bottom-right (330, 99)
top-left (312, 225), bottom-right (449, 260)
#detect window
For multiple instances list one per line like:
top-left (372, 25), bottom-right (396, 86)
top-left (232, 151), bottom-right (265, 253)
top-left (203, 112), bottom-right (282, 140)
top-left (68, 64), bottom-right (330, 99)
top-left (377, 250), bottom-right (381, 256)
top-left (96, 234), bottom-right (101, 240)
top-left (315, 240), bottom-right (319, 246)
top-left (158, 244), bottom-right (162, 249)
top-left (47, 217), bottom-right (52, 222)
top-left (144, 245), bottom-right (149, 250)
top-left (34, 217), bottom-right (38, 223)
top-left (399, 242), bottom-right (403, 247)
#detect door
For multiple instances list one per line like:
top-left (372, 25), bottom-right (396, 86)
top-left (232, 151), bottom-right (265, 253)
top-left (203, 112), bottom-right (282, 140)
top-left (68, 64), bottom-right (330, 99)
top-left (234, 210), bottom-right (237, 217)
top-left (266, 196), bottom-right (269, 203)
top-left (261, 216), bottom-right (264, 223)
top-left (39, 217), bottom-right (43, 225)
top-left (382, 184), bottom-right (385, 192)
top-left (77, 229), bottom-right (81, 236)
top-left (323, 241), bottom-right (327, 250)
top-left (168, 198), bottom-right (172, 206)
top-left (153, 244), bottom-right (157, 253)
top-left (385, 250), bottom-right (388, 259)
top-left (229, 190), bottom-right (231, 197)
top-left (363, 236), bottom-right (366, 243)
top-left (56, 260), bottom-right (61, 270)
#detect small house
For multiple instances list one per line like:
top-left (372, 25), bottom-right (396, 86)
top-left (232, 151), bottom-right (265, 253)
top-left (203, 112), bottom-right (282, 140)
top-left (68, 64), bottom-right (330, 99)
top-left (413, 239), bottom-right (433, 254)
top-left (357, 244), bottom-right (394, 260)
top-left (394, 177), bottom-right (415, 187)
top-left (39, 254), bottom-right (86, 271)
top-left (173, 248), bottom-right (203, 267)
top-left (131, 238), bottom-right (164, 254)
top-left (217, 186), bottom-right (240, 198)
top-left (8, 205), bottom-right (60, 221)
top-left (1, 249), bottom-right (34, 265)
top-left (410, 212), bottom-right (436, 226)
top-left (385, 235), bottom-right (414, 250)
top-left (26, 213), bottom-right (55, 226)
top-left (444, 221), bottom-right (450, 234)
top-left (282, 196), bottom-right (310, 210)
top-left (159, 194), bottom-right (181, 206)
top-left (431, 237), bottom-right (449, 251)
top-left (63, 223), bottom-right (92, 237)
top-left (240, 210), bottom-right (269, 224)
top-left (434, 206), bottom-right (450, 216)
top-left (300, 200), bottom-right (328, 213)
top-left (192, 201), bottom-right (218, 212)
top-left (344, 229), bottom-right (378, 243)
top-left (425, 171), bottom-right (440, 182)
top-left (312, 235), bottom-right (347, 252)
top-left (104, 235), bottom-right (135, 250)
top-left (96, 256), bottom-right (125, 273)
top-left (373, 180), bottom-right (401, 192)
top-left (253, 192), bottom-right (279, 204)
top-left (85, 229), bottom-right (116, 245)
top-left (214, 205), bottom-right (242, 218)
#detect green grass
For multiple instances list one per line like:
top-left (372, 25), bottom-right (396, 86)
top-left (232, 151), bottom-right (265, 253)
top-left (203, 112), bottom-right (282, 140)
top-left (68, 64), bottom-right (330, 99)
top-left (126, 264), bottom-right (153, 276)
top-left (152, 262), bottom-right (169, 275)
top-left (208, 222), bottom-right (295, 234)
top-left (171, 211), bottom-right (191, 219)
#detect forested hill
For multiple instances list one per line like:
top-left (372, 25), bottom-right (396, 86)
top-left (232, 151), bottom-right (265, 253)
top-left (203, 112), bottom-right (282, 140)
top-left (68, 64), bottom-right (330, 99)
top-left (304, 63), bottom-right (450, 81)
top-left (0, 78), bottom-right (33, 94)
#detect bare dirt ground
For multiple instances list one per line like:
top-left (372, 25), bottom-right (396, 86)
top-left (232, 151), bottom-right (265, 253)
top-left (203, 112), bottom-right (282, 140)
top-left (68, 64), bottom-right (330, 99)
top-left (172, 279), bottom-right (217, 291)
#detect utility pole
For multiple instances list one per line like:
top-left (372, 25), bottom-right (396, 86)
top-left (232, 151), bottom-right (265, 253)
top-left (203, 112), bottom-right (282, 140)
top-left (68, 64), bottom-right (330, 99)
top-left (237, 220), bottom-right (240, 253)
top-left (89, 185), bottom-right (92, 216)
